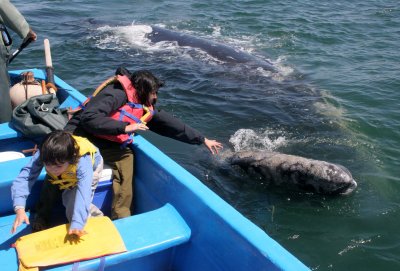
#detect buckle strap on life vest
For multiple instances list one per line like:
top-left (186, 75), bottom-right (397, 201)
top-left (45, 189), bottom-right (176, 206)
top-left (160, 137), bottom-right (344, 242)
top-left (49, 179), bottom-right (77, 190)
top-left (126, 102), bottom-right (143, 108)
top-left (118, 103), bottom-right (153, 124)
top-left (120, 134), bottom-right (135, 149)
top-left (119, 109), bottom-right (142, 123)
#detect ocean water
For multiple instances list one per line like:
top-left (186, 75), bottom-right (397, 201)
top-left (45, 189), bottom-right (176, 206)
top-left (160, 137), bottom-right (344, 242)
top-left (8, 1), bottom-right (400, 270)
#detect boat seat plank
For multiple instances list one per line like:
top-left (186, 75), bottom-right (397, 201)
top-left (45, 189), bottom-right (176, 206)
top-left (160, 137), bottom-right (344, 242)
top-left (0, 157), bottom-right (47, 216)
top-left (0, 204), bottom-right (191, 271)
top-left (0, 123), bottom-right (21, 140)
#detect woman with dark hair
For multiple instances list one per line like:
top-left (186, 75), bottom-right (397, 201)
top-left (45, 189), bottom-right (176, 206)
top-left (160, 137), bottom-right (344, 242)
top-left (65, 66), bottom-right (223, 219)
top-left (131, 69), bottom-right (164, 106)
top-left (11, 130), bottom-right (104, 237)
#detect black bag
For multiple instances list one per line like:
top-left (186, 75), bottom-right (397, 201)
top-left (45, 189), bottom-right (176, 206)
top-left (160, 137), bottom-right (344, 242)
top-left (10, 94), bottom-right (68, 138)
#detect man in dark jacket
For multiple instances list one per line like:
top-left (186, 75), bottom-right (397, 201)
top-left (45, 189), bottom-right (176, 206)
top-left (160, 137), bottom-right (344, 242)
top-left (65, 67), bottom-right (222, 219)
top-left (0, 0), bottom-right (37, 123)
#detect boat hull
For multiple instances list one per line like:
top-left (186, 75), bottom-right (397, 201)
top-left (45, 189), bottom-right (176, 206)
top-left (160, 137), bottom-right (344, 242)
top-left (0, 69), bottom-right (310, 270)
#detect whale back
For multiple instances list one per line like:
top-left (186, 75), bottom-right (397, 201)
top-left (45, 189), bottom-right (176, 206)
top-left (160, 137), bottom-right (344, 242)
top-left (146, 26), bottom-right (275, 70)
top-left (230, 150), bottom-right (357, 195)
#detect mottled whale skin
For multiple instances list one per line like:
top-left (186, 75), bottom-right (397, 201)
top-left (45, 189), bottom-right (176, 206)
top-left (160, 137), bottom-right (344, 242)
top-left (146, 26), bottom-right (275, 71)
top-left (230, 150), bottom-right (357, 195)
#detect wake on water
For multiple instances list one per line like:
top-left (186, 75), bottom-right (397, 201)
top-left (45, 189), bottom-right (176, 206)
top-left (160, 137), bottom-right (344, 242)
top-left (88, 22), bottom-right (356, 168)
top-left (91, 23), bottom-right (293, 80)
top-left (90, 23), bottom-right (347, 122)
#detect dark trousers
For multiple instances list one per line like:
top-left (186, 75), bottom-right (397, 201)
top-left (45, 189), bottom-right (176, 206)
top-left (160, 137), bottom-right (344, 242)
top-left (35, 178), bottom-right (62, 225)
top-left (0, 44), bottom-right (12, 123)
top-left (100, 145), bottom-right (135, 220)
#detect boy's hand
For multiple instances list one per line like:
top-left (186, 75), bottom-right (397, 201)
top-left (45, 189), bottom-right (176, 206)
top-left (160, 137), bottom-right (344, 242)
top-left (68, 228), bottom-right (87, 238)
top-left (11, 208), bottom-right (29, 234)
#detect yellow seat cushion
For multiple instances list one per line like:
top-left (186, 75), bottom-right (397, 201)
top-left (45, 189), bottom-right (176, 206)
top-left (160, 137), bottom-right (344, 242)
top-left (14, 216), bottom-right (126, 271)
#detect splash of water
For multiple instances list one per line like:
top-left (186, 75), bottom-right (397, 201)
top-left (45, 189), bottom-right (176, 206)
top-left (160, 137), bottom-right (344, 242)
top-left (229, 128), bottom-right (287, 152)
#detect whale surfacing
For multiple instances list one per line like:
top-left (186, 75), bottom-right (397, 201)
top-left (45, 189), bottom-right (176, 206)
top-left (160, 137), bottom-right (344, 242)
top-left (145, 26), bottom-right (275, 71)
top-left (230, 150), bottom-right (357, 195)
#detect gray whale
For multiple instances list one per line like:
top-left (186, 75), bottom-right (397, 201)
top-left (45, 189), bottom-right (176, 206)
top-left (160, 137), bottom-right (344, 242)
top-left (86, 19), bottom-right (276, 71)
top-left (146, 26), bottom-right (275, 71)
top-left (230, 150), bottom-right (357, 195)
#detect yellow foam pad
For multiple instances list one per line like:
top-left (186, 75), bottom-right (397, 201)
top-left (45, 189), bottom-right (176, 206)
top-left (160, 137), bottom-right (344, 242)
top-left (14, 216), bottom-right (127, 271)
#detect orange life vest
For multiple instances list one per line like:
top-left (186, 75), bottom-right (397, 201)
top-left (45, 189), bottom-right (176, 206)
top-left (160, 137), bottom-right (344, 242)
top-left (93, 75), bottom-right (154, 145)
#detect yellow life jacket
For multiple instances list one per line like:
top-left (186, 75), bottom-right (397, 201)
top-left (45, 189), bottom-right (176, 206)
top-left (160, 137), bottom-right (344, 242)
top-left (47, 136), bottom-right (98, 190)
top-left (14, 216), bottom-right (127, 271)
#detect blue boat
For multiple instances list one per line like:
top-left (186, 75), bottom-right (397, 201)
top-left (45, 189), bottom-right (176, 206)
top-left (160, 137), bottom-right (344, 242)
top-left (0, 69), bottom-right (310, 270)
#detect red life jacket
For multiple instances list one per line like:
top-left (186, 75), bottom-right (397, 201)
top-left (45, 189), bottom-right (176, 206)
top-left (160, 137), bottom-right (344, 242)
top-left (95, 75), bottom-right (154, 145)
